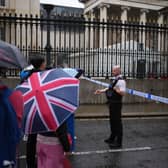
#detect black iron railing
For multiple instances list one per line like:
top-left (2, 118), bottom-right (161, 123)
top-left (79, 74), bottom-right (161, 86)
top-left (0, 13), bottom-right (168, 78)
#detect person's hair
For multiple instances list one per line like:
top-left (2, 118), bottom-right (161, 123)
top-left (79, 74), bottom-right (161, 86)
top-left (113, 65), bottom-right (120, 69)
top-left (29, 56), bottom-right (45, 69)
top-left (112, 65), bottom-right (121, 75)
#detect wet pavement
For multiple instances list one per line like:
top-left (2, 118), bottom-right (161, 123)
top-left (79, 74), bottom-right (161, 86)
top-left (17, 116), bottom-right (168, 168)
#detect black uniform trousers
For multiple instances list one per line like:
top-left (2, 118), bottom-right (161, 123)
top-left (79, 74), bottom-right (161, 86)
top-left (108, 101), bottom-right (123, 144)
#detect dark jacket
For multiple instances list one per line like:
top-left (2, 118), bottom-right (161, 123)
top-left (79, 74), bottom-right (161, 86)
top-left (105, 77), bottom-right (123, 103)
top-left (0, 87), bottom-right (21, 167)
top-left (40, 122), bottom-right (70, 152)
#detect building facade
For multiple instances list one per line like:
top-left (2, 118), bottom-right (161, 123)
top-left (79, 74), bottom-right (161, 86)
top-left (75, 0), bottom-right (168, 77)
top-left (79, 0), bottom-right (168, 49)
top-left (0, 0), bottom-right (40, 43)
top-left (0, 0), bottom-right (40, 15)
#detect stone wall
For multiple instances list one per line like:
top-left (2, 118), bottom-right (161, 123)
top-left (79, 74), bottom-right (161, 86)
top-left (1, 77), bottom-right (168, 104)
top-left (79, 78), bottom-right (168, 104)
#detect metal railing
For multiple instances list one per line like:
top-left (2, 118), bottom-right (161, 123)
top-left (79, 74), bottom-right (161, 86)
top-left (0, 13), bottom-right (168, 78)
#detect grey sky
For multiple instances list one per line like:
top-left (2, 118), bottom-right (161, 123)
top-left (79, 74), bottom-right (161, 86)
top-left (40, 0), bottom-right (84, 8)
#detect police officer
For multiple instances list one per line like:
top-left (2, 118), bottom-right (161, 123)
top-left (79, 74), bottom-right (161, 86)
top-left (95, 65), bottom-right (126, 148)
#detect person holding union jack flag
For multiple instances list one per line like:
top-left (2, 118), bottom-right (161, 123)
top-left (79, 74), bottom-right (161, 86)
top-left (20, 56), bottom-right (46, 168)
top-left (19, 56), bottom-right (76, 168)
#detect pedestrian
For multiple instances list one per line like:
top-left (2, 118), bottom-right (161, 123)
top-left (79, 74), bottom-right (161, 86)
top-left (20, 56), bottom-right (46, 168)
top-left (0, 73), bottom-right (22, 168)
top-left (62, 67), bottom-right (84, 151)
top-left (35, 66), bottom-right (75, 168)
top-left (94, 65), bottom-right (126, 148)
top-left (36, 122), bottom-right (72, 168)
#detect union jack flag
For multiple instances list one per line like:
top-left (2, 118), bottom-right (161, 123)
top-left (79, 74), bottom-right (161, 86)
top-left (16, 68), bottom-right (79, 134)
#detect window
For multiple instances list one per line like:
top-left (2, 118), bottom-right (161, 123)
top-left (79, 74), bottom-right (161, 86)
top-left (0, 0), bottom-right (5, 6)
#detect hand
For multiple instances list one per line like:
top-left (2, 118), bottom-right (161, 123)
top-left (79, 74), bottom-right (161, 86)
top-left (94, 89), bottom-right (102, 94)
top-left (64, 152), bottom-right (72, 156)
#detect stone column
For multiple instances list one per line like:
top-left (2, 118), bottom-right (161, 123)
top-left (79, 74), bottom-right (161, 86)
top-left (121, 6), bottom-right (130, 45)
top-left (84, 13), bottom-right (89, 49)
top-left (140, 9), bottom-right (148, 46)
top-left (99, 4), bottom-right (109, 48)
top-left (3, 0), bottom-right (14, 42)
top-left (157, 12), bottom-right (164, 75)
top-left (30, 0), bottom-right (40, 16)
top-left (8, 0), bottom-right (15, 9)
top-left (157, 13), bottom-right (164, 51)
top-left (44, 4), bottom-right (54, 67)
top-left (90, 9), bottom-right (95, 49)
top-left (140, 9), bottom-right (148, 22)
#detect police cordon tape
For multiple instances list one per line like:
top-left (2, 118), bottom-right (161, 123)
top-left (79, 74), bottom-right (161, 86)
top-left (82, 77), bottom-right (168, 105)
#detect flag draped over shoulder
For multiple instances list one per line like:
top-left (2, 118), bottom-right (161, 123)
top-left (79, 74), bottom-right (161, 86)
top-left (0, 87), bottom-right (21, 167)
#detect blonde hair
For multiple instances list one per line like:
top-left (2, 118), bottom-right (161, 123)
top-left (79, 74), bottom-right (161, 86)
top-left (113, 65), bottom-right (121, 74)
top-left (113, 65), bottom-right (120, 69)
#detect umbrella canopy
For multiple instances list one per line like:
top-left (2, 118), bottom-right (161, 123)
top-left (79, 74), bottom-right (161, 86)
top-left (63, 68), bottom-right (84, 78)
top-left (0, 40), bottom-right (27, 69)
top-left (16, 68), bottom-right (79, 134)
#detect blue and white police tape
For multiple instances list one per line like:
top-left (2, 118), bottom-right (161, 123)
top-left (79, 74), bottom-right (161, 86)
top-left (126, 88), bottom-right (168, 104)
top-left (82, 77), bottom-right (109, 87)
top-left (82, 77), bottom-right (168, 105)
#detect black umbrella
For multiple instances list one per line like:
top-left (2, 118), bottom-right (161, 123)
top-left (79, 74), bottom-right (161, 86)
top-left (0, 40), bottom-right (28, 69)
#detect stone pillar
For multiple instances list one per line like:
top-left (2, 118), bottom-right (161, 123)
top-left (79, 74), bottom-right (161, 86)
top-left (121, 6), bottom-right (130, 22)
top-left (44, 4), bottom-right (54, 67)
top-left (140, 9), bottom-right (149, 46)
top-left (8, 0), bottom-right (15, 9)
top-left (157, 13), bottom-right (164, 51)
top-left (90, 10), bottom-right (95, 49)
top-left (13, 0), bottom-right (39, 15)
top-left (140, 9), bottom-right (148, 23)
top-left (157, 12), bottom-right (165, 75)
top-left (99, 4), bottom-right (109, 48)
top-left (84, 13), bottom-right (89, 49)
top-left (30, 0), bottom-right (40, 16)
top-left (121, 6), bottom-right (130, 45)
